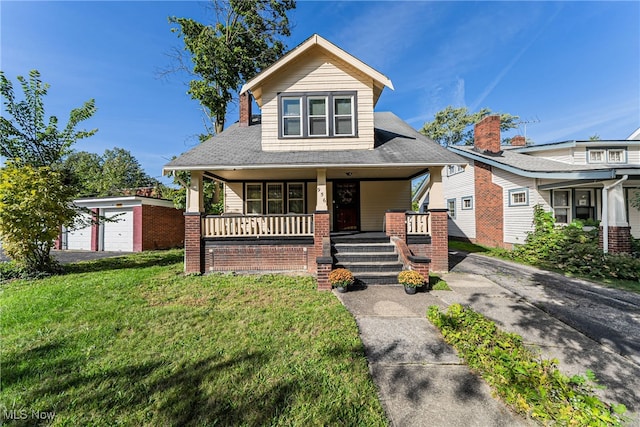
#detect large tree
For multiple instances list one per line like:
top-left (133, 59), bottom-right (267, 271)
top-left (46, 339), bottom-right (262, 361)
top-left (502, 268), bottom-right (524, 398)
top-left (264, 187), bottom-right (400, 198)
top-left (169, 0), bottom-right (295, 136)
top-left (64, 148), bottom-right (159, 197)
top-left (0, 70), bottom-right (97, 167)
top-left (0, 70), bottom-right (97, 274)
top-left (420, 106), bottom-right (519, 147)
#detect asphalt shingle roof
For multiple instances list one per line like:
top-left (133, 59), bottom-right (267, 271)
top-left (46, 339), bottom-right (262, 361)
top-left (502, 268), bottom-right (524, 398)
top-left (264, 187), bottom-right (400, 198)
top-left (164, 112), bottom-right (466, 171)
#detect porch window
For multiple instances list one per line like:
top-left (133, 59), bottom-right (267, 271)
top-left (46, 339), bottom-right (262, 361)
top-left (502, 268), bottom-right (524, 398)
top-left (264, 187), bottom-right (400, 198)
top-left (308, 97), bottom-right (328, 136)
top-left (246, 184), bottom-right (263, 214)
top-left (553, 190), bottom-right (570, 224)
top-left (282, 97), bottom-right (302, 137)
top-left (288, 183), bottom-right (305, 213)
top-left (508, 188), bottom-right (529, 206)
top-left (334, 96), bottom-right (354, 136)
top-left (267, 183), bottom-right (284, 214)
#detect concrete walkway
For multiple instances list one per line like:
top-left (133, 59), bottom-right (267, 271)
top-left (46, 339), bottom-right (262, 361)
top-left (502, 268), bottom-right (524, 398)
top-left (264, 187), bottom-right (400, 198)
top-left (334, 273), bottom-right (640, 427)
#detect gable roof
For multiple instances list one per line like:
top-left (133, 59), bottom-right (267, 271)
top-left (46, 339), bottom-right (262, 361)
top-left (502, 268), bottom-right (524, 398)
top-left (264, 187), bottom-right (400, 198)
top-left (448, 146), bottom-right (633, 180)
top-left (164, 112), bottom-right (465, 179)
top-left (240, 34), bottom-right (394, 106)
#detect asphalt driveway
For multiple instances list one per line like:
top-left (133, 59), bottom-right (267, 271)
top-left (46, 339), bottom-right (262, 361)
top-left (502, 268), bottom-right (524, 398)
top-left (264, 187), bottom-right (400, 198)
top-left (449, 250), bottom-right (640, 365)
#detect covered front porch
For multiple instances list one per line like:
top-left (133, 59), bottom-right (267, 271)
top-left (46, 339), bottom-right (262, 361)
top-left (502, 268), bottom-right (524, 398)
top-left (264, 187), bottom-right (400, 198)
top-left (180, 166), bottom-right (450, 288)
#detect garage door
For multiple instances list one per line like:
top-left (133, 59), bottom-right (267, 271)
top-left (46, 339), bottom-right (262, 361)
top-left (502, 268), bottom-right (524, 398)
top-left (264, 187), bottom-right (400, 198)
top-left (66, 213), bottom-right (92, 250)
top-left (103, 208), bottom-right (134, 251)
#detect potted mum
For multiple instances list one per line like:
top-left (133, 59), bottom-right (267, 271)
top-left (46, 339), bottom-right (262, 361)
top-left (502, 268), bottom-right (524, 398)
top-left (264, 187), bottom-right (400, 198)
top-left (398, 270), bottom-right (424, 295)
top-left (329, 268), bottom-right (354, 293)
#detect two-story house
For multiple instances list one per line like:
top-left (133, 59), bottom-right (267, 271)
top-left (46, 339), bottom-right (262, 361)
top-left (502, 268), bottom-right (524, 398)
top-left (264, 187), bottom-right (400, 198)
top-left (163, 34), bottom-right (465, 288)
top-left (433, 115), bottom-right (640, 253)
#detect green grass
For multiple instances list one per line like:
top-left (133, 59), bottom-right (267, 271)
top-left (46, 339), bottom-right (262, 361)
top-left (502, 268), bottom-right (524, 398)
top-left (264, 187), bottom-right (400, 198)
top-left (429, 273), bottom-right (450, 291)
top-left (1, 250), bottom-right (387, 426)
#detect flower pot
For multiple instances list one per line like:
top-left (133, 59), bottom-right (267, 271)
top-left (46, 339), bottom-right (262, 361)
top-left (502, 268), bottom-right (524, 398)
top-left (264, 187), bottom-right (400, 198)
top-left (335, 286), bottom-right (348, 293)
top-left (404, 285), bottom-right (417, 295)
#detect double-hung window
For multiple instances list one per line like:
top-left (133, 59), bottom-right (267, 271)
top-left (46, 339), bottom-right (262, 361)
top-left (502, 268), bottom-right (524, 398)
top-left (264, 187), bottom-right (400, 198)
top-left (288, 183), bottom-right (305, 213)
top-left (279, 92), bottom-right (357, 138)
top-left (553, 190), bottom-right (570, 224)
top-left (246, 184), bottom-right (263, 214)
top-left (334, 95), bottom-right (354, 135)
top-left (308, 97), bottom-right (328, 136)
top-left (282, 97), bottom-right (302, 137)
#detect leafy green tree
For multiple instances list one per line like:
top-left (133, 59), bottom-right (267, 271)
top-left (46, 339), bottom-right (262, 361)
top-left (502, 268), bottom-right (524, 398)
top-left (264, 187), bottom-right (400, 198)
top-left (0, 70), bottom-right (97, 167)
top-left (420, 106), bottom-right (519, 146)
top-left (0, 161), bottom-right (77, 274)
top-left (169, 0), bottom-right (295, 136)
top-left (0, 70), bottom-right (97, 274)
top-left (64, 148), bottom-right (158, 197)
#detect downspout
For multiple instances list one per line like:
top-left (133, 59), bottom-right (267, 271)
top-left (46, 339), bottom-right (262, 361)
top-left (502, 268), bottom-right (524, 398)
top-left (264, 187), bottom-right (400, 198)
top-left (602, 175), bottom-right (628, 253)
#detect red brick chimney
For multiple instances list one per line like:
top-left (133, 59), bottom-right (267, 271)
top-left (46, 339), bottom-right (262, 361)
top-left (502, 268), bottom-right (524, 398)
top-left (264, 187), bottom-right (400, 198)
top-left (511, 135), bottom-right (526, 147)
top-left (474, 115), bottom-right (501, 154)
top-left (239, 92), bottom-right (252, 127)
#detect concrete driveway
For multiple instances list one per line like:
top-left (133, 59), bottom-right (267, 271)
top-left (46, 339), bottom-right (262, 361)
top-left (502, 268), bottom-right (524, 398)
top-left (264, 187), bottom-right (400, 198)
top-left (449, 250), bottom-right (640, 365)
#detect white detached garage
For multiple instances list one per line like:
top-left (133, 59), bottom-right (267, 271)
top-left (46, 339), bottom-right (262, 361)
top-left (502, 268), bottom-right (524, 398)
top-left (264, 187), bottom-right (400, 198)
top-left (60, 196), bottom-right (184, 252)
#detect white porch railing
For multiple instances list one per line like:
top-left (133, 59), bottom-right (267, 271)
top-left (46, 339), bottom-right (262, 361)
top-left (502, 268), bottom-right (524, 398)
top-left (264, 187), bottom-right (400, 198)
top-left (406, 213), bottom-right (429, 235)
top-left (202, 214), bottom-right (314, 238)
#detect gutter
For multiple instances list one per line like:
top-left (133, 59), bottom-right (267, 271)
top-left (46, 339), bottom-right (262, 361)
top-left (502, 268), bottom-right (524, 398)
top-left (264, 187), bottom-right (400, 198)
top-left (601, 175), bottom-right (628, 253)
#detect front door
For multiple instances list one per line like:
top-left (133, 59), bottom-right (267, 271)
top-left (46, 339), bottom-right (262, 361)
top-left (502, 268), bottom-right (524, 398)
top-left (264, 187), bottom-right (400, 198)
top-left (334, 181), bottom-right (359, 231)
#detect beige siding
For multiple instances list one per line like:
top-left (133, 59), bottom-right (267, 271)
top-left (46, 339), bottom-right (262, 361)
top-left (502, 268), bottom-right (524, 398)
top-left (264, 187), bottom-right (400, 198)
top-left (442, 163), bottom-right (476, 239)
top-left (360, 181), bottom-right (410, 231)
top-left (260, 51), bottom-right (375, 151)
top-left (628, 145), bottom-right (640, 164)
top-left (224, 183), bottom-right (243, 214)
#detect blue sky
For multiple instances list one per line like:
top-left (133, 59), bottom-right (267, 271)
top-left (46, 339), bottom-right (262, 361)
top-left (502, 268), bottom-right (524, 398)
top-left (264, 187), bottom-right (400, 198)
top-left (2, 1), bottom-right (639, 184)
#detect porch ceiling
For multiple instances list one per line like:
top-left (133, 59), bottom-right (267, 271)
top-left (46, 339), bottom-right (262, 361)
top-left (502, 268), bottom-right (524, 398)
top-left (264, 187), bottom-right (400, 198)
top-left (205, 165), bottom-right (429, 182)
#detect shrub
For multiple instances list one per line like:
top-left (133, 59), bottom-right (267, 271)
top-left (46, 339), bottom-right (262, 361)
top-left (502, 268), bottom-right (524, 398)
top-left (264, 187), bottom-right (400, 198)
top-left (427, 304), bottom-right (628, 426)
top-left (398, 270), bottom-right (424, 288)
top-left (328, 268), bottom-right (354, 288)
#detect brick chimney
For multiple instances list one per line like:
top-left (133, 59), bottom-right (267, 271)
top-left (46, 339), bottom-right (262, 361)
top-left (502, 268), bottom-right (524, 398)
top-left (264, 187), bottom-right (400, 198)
top-left (511, 135), bottom-right (526, 147)
top-left (239, 92), bottom-right (252, 127)
top-left (474, 115), bottom-right (501, 154)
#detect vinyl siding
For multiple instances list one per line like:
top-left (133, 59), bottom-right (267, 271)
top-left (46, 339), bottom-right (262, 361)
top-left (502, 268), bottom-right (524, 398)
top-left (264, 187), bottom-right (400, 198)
top-left (442, 162), bottom-right (476, 239)
top-left (527, 148), bottom-right (575, 164)
top-left (360, 181), bottom-right (410, 231)
top-left (225, 183), bottom-right (243, 214)
top-left (259, 50), bottom-right (374, 151)
top-left (492, 169), bottom-right (539, 245)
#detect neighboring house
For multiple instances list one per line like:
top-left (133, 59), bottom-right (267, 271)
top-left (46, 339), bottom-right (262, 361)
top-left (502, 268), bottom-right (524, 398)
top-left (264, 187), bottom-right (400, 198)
top-left (429, 115), bottom-right (639, 253)
top-left (163, 34), bottom-right (465, 288)
top-left (59, 196), bottom-right (184, 252)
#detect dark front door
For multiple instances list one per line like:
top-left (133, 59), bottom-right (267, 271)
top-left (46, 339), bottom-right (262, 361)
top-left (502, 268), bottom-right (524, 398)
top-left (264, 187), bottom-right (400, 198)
top-left (334, 181), bottom-right (359, 231)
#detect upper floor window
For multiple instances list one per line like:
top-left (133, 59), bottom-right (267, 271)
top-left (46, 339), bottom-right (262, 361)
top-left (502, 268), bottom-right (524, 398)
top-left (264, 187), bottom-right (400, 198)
top-left (279, 92), bottom-right (357, 138)
top-left (446, 165), bottom-right (464, 176)
top-left (508, 188), bottom-right (529, 207)
top-left (588, 148), bottom-right (627, 164)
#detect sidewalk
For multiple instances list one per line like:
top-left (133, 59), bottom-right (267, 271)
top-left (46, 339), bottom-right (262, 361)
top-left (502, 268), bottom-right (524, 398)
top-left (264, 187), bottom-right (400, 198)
top-left (334, 274), bottom-right (640, 427)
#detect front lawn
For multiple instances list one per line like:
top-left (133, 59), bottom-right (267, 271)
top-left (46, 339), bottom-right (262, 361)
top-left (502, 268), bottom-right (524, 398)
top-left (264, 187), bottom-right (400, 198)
top-left (1, 250), bottom-right (387, 426)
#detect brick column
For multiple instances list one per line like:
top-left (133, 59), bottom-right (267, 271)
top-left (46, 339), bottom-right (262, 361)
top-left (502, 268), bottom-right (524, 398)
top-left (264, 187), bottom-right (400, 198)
top-left (184, 212), bottom-right (203, 274)
top-left (385, 210), bottom-right (407, 240)
top-left (314, 211), bottom-right (332, 290)
top-left (599, 226), bottom-right (632, 254)
top-left (428, 208), bottom-right (449, 272)
top-left (91, 208), bottom-right (99, 251)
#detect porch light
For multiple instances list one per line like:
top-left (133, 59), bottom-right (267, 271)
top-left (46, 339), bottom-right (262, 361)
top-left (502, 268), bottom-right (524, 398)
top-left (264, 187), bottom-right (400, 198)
top-left (345, 171), bottom-right (353, 176)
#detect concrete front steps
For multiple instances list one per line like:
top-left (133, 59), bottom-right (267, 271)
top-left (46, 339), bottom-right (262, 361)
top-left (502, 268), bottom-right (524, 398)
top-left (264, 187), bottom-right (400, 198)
top-left (332, 233), bottom-right (403, 285)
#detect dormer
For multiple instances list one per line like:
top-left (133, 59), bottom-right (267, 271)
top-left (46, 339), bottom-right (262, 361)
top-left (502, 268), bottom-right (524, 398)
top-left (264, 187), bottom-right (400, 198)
top-left (240, 34), bottom-right (394, 152)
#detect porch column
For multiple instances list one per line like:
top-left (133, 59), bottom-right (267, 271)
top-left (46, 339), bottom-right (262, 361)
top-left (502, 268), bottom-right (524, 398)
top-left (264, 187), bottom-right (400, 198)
top-left (184, 171), bottom-right (204, 274)
top-left (428, 167), bottom-right (445, 209)
top-left (385, 210), bottom-right (406, 240)
top-left (428, 208), bottom-right (449, 272)
top-left (315, 168), bottom-right (328, 211)
top-left (314, 211), bottom-right (332, 290)
top-left (600, 178), bottom-right (631, 253)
